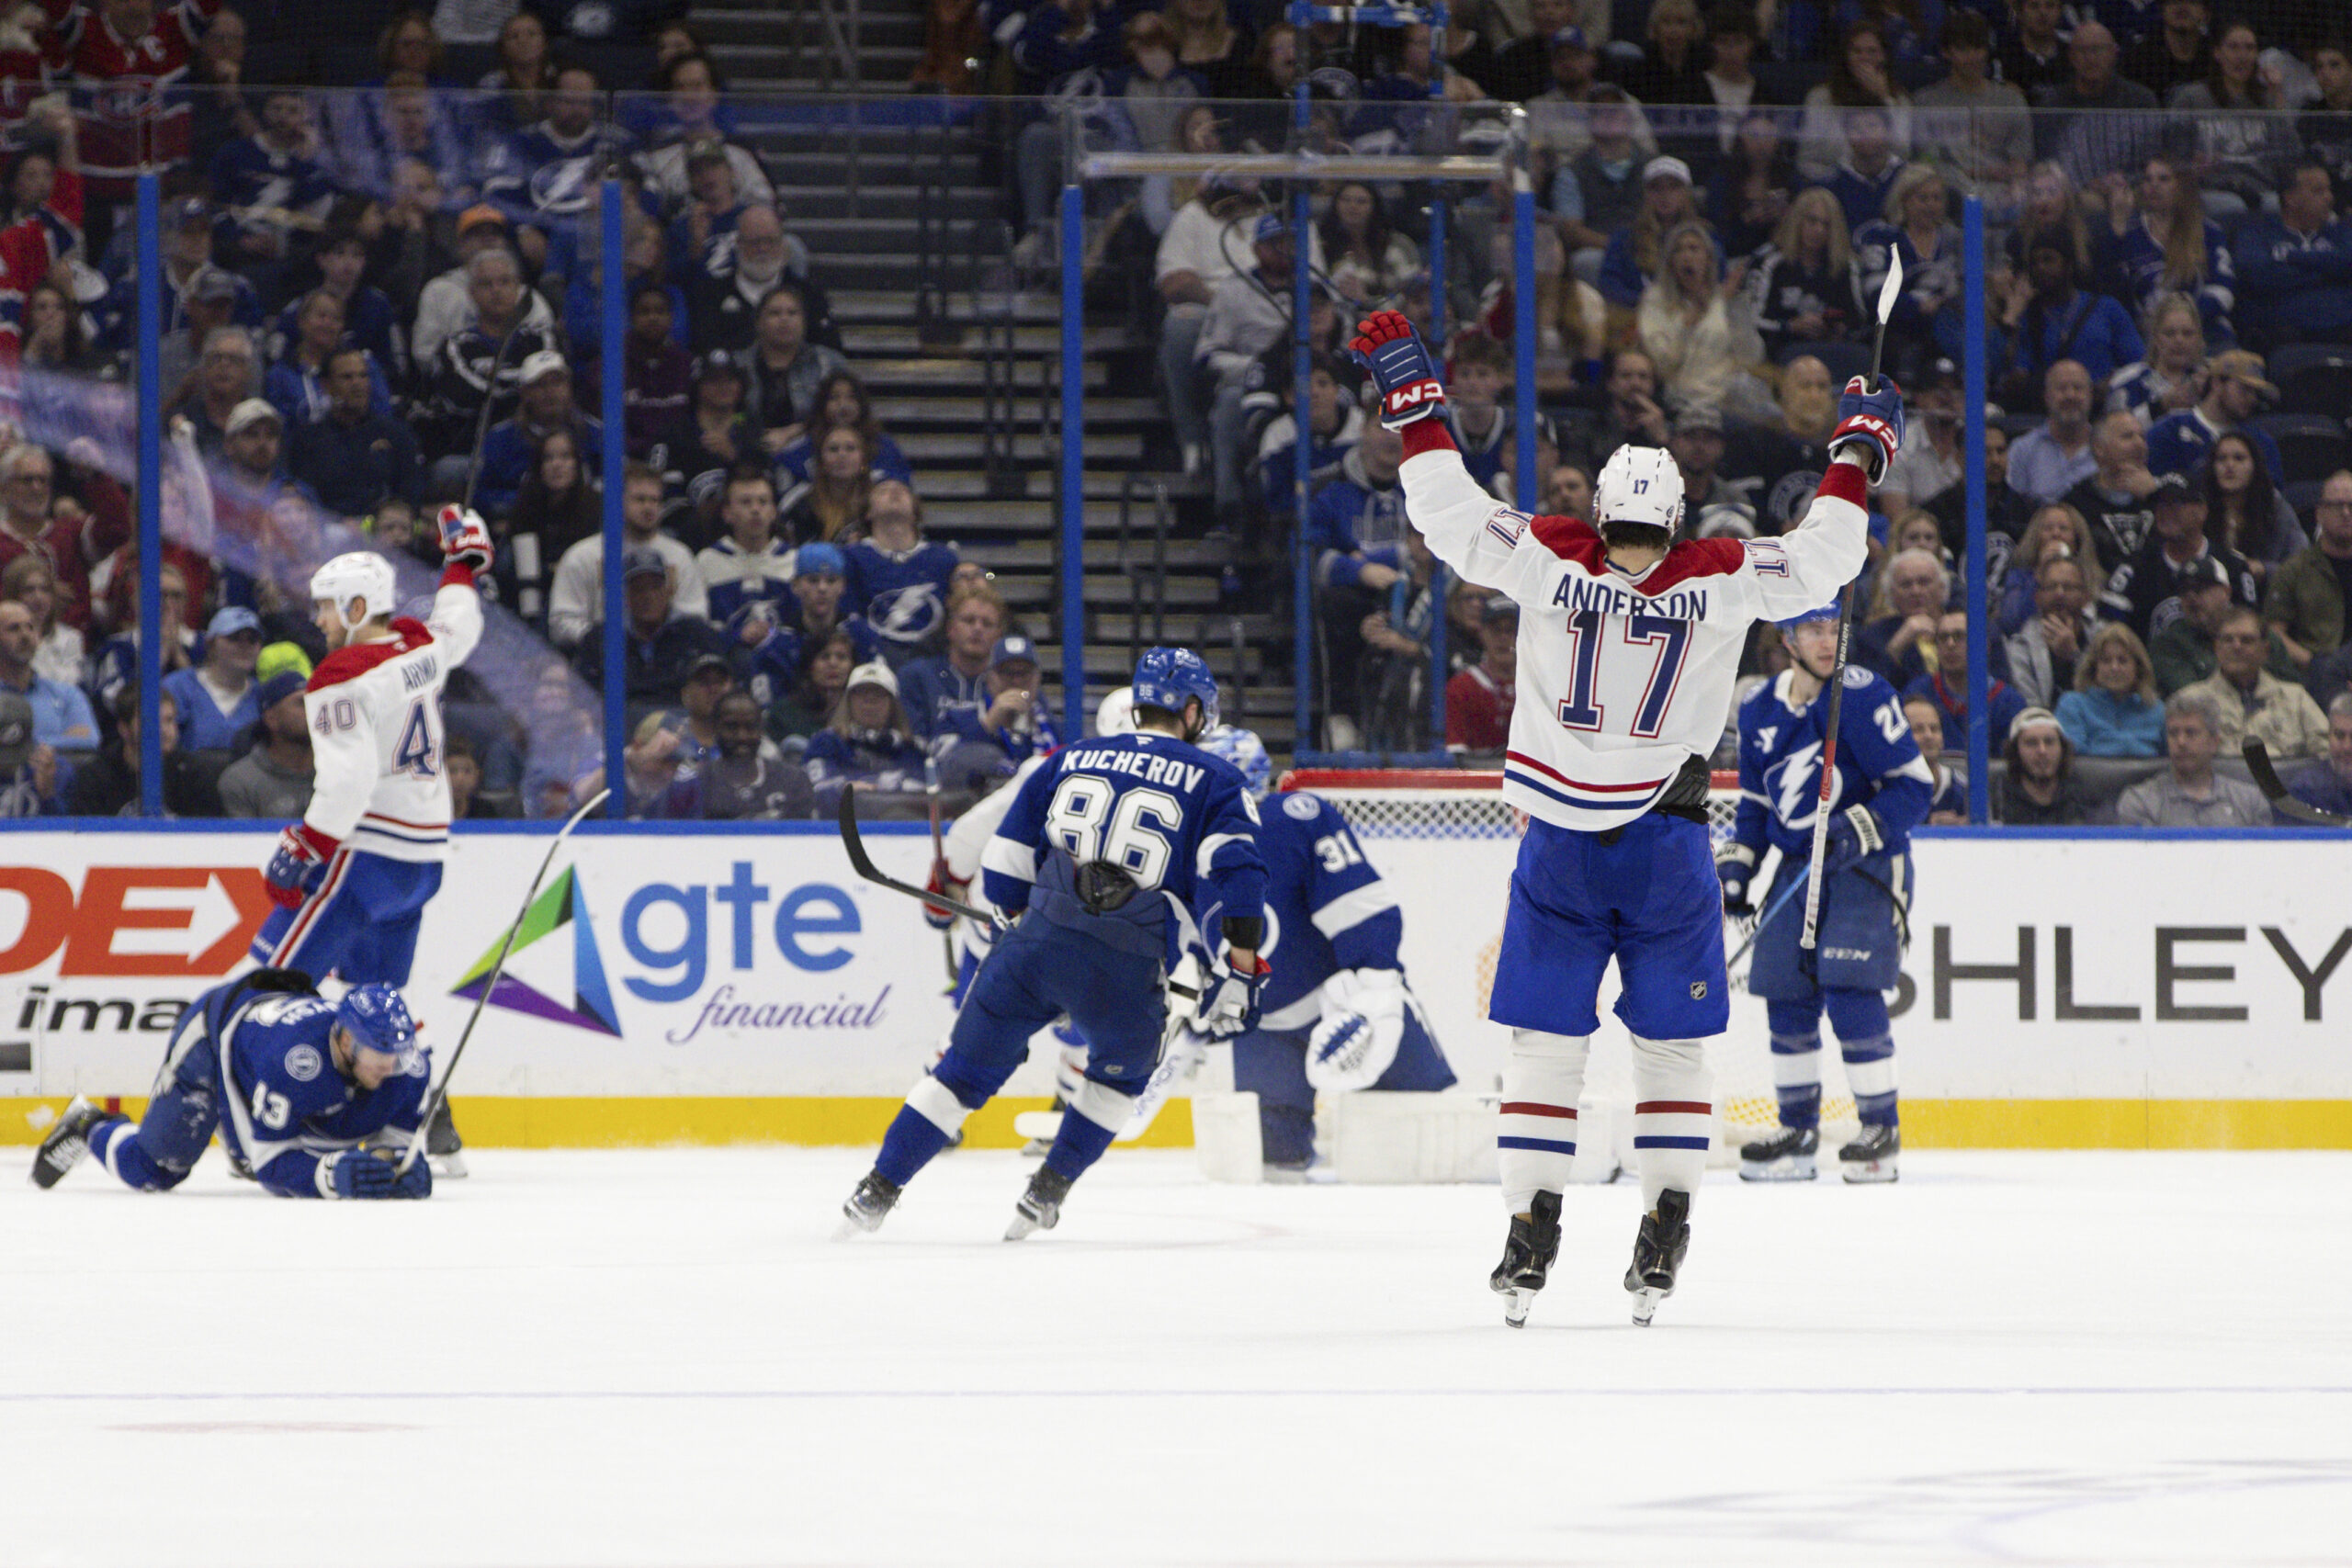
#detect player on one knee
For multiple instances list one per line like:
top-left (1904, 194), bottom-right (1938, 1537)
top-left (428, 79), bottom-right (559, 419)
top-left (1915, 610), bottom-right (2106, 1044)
top-left (1722, 605), bottom-right (1930, 1182)
top-left (1352, 307), bottom-right (1892, 1325)
top-left (841, 649), bottom-right (1270, 1240)
top-left (1194, 723), bottom-right (1455, 1179)
top-left (31, 970), bottom-right (433, 1201)
top-left (250, 506), bottom-right (487, 1175)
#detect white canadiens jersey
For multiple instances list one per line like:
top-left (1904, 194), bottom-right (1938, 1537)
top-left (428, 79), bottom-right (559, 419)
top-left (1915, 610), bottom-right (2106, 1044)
top-left (1397, 423), bottom-right (1870, 831)
top-left (301, 575), bottom-right (484, 863)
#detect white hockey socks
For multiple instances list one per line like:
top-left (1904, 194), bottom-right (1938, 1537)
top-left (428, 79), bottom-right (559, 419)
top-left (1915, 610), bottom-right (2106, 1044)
top-left (1629, 1035), bottom-right (1713, 1211)
top-left (1498, 1029), bottom-right (1589, 1214)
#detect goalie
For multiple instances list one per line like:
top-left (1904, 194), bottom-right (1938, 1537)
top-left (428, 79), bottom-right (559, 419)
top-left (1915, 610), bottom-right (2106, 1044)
top-left (1195, 728), bottom-right (1455, 1177)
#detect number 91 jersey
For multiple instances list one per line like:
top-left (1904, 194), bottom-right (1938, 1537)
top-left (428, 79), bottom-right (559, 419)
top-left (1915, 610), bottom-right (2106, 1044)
top-left (301, 579), bottom-right (484, 863)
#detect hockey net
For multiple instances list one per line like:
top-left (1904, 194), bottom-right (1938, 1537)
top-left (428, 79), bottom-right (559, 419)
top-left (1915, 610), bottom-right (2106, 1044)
top-left (1281, 770), bottom-right (1859, 1161)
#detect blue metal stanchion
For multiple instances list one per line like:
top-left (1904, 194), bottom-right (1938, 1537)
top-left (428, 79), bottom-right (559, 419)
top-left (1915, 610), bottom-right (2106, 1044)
top-left (1962, 196), bottom-right (1990, 825)
top-left (135, 173), bottom-right (162, 817)
top-left (1511, 178), bottom-right (1537, 507)
top-left (600, 183), bottom-right (628, 819)
top-left (1059, 182), bottom-right (1085, 739)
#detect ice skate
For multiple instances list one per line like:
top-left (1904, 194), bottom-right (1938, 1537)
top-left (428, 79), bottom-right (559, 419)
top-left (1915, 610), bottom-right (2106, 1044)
top-left (1004, 1166), bottom-right (1073, 1240)
top-left (1738, 1123), bottom-right (1819, 1182)
top-left (836, 1171), bottom-right (901, 1238)
top-left (1489, 1190), bottom-right (1562, 1328)
top-left (1839, 1122), bottom-right (1899, 1183)
top-left (29, 1097), bottom-right (110, 1190)
top-left (425, 1099), bottom-right (468, 1179)
top-left (1625, 1189), bottom-right (1691, 1326)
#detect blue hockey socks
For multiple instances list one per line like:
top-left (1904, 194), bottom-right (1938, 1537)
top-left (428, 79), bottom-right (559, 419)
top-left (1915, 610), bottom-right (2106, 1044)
top-left (1764, 998), bottom-right (1824, 1131)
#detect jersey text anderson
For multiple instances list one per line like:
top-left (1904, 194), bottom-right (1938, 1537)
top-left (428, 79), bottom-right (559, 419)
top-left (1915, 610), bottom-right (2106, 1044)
top-left (1552, 577), bottom-right (1710, 622)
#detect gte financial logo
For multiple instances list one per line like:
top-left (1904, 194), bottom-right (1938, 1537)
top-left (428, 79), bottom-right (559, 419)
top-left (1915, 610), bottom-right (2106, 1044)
top-left (0, 866), bottom-right (273, 1066)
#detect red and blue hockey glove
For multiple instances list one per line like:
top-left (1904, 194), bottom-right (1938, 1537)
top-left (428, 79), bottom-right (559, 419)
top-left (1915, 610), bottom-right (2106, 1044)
top-left (1347, 310), bottom-right (1447, 431)
top-left (324, 1147), bottom-right (433, 1200)
top-left (1716, 845), bottom-right (1757, 917)
top-left (1193, 951), bottom-right (1273, 1038)
top-left (1827, 375), bottom-right (1904, 484)
top-left (922, 858), bottom-right (962, 931)
top-left (438, 503), bottom-right (495, 574)
top-left (264, 822), bottom-right (339, 909)
top-left (1821, 804), bottom-right (1885, 876)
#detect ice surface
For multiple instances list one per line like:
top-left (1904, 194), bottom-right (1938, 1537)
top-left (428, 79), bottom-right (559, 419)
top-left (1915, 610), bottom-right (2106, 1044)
top-left (6, 1146), bottom-right (2350, 1567)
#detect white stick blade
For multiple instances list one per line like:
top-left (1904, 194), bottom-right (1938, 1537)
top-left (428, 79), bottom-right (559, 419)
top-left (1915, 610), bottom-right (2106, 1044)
top-left (1876, 250), bottom-right (1905, 324)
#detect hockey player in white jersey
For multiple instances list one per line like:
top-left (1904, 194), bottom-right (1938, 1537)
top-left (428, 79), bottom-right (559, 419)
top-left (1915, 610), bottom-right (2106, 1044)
top-left (252, 506), bottom-right (490, 1168)
top-left (1348, 308), bottom-right (1901, 1325)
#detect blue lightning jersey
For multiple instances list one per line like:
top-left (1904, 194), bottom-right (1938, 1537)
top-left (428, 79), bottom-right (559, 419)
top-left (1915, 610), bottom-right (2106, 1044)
top-left (845, 539), bottom-right (959, 653)
top-left (1223, 790), bottom-right (1406, 1032)
top-left (171, 986), bottom-right (430, 1200)
top-left (1732, 666), bottom-right (1937, 863)
top-left (981, 732), bottom-right (1268, 965)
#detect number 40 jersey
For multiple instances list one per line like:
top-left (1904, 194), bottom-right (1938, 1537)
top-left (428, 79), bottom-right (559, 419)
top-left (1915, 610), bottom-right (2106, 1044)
top-left (302, 572), bottom-right (484, 862)
top-left (1396, 423), bottom-right (1870, 832)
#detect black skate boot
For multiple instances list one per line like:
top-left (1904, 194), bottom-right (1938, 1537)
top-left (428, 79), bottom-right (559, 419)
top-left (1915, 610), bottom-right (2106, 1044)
top-left (426, 1099), bottom-right (467, 1179)
top-left (1489, 1190), bottom-right (1563, 1328)
top-left (1737, 1123), bottom-right (1819, 1182)
top-left (30, 1097), bottom-right (113, 1190)
top-left (836, 1171), bottom-right (902, 1237)
top-left (1625, 1189), bottom-right (1691, 1326)
top-left (1838, 1122), bottom-right (1899, 1183)
top-left (1004, 1166), bottom-right (1074, 1240)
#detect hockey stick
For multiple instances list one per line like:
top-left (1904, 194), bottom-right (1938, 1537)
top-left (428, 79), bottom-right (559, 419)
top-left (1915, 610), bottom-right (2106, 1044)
top-left (1801, 251), bottom-right (1905, 955)
top-left (2244, 739), bottom-right (2351, 827)
top-left (397, 787), bottom-right (610, 1178)
top-left (924, 754), bottom-right (956, 983)
top-left (836, 790), bottom-right (1200, 998)
top-left (1724, 864), bottom-right (1809, 986)
top-left (458, 314), bottom-right (531, 514)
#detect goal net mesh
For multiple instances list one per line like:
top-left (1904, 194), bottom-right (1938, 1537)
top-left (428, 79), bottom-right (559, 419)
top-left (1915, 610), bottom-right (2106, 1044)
top-left (1283, 771), bottom-right (1859, 1160)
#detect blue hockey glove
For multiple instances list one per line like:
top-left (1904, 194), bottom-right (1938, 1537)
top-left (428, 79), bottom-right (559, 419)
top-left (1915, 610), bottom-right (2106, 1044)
top-left (264, 822), bottom-right (337, 909)
top-left (1347, 310), bottom-right (1447, 430)
top-left (1193, 952), bottom-right (1272, 1039)
top-left (1821, 804), bottom-right (1885, 876)
top-left (1827, 375), bottom-right (1905, 484)
top-left (326, 1147), bottom-right (432, 1200)
top-left (1716, 846), bottom-right (1756, 917)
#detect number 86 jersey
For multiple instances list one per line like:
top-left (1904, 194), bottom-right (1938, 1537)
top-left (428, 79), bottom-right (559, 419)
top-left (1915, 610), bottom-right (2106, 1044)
top-left (1396, 422), bottom-right (1871, 833)
top-left (301, 577), bottom-right (484, 863)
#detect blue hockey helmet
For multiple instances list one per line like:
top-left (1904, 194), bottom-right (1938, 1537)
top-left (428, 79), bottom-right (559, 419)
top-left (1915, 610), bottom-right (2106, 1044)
top-left (1196, 724), bottom-right (1272, 799)
top-left (335, 984), bottom-right (421, 1071)
top-left (1132, 647), bottom-right (1220, 733)
top-left (1776, 603), bottom-right (1840, 634)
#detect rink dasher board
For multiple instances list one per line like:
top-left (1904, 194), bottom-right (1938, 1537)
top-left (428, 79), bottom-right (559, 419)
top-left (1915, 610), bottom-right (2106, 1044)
top-left (0, 823), bottom-right (2348, 1148)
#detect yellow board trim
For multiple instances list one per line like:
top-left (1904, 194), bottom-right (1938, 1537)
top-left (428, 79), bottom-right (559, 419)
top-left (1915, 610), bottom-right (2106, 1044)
top-left (7, 1098), bottom-right (2351, 1150)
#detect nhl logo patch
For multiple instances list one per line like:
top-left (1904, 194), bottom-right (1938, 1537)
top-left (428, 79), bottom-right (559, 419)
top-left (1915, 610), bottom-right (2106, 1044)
top-left (1283, 794), bottom-right (1321, 820)
top-left (1689, 981), bottom-right (1708, 1000)
top-left (284, 1045), bottom-right (322, 1082)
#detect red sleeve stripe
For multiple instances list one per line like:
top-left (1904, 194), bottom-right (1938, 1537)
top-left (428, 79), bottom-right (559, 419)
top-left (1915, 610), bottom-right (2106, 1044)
top-left (1634, 1101), bottom-right (1714, 1116)
top-left (1816, 459), bottom-right (1869, 511)
top-left (1499, 1101), bottom-right (1577, 1119)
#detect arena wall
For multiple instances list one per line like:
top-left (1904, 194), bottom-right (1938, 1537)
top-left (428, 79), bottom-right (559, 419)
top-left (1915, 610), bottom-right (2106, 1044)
top-left (2, 824), bottom-right (2347, 1149)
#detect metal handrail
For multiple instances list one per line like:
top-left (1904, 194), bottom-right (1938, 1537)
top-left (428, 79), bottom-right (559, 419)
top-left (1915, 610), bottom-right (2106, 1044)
top-left (1115, 474), bottom-right (1171, 667)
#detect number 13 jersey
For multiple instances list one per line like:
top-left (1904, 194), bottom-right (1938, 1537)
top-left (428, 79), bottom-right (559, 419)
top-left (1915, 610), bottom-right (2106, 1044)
top-left (1396, 422), bottom-right (1870, 832)
top-left (301, 569), bottom-right (485, 863)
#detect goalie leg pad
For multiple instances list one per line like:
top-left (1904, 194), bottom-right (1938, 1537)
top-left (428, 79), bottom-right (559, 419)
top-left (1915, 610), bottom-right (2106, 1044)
top-left (1231, 1028), bottom-right (1317, 1167)
top-left (1498, 1028), bottom-right (1589, 1214)
top-left (1630, 1034), bottom-right (1713, 1213)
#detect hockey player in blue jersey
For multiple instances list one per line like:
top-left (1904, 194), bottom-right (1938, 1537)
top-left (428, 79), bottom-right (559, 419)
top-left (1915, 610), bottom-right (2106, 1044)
top-left (1194, 726), bottom-right (1456, 1176)
top-left (1721, 605), bottom-right (1933, 1182)
top-left (30, 970), bottom-right (433, 1201)
top-left (841, 648), bottom-right (1271, 1239)
top-left (1353, 306), bottom-right (1897, 1325)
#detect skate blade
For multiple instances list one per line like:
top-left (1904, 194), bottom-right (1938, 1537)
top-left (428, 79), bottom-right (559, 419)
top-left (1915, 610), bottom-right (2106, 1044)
top-left (1497, 1285), bottom-right (1534, 1328)
top-left (1631, 1286), bottom-right (1667, 1326)
top-left (428, 1151), bottom-right (469, 1179)
top-left (1003, 1212), bottom-right (1043, 1241)
top-left (1840, 1157), bottom-right (1898, 1183)
top-left (1737, 1156), bottom-right (1817, 1183)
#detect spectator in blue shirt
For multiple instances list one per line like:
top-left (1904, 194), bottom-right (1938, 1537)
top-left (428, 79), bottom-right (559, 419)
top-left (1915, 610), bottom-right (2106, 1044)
top-left (2000, 234), bottom-right (2144, 396)
top-left (2230, 161), bottom-right (2352, 349)
top-left (897, 581), bottom-right (1006, 741)
top-left (2145, 349), bottom-right (2284, 483)
top-left (1905, 608), bottom-right (2029, 750)
top-left (933, 633), bottom-right (1065, 788)
top-left (160, 607), bottom-right (262, 754)
top-left (2056, 621), bottom-right (2169, 755)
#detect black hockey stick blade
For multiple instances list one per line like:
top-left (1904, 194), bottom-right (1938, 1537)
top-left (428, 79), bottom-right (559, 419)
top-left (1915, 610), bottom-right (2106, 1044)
top-left (837, 788), bottom-right (1000, 925)
top-left (2243, 739), bottom-right (2351, 827)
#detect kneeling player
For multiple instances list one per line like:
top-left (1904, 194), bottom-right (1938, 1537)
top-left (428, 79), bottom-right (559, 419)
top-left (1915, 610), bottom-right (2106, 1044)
top-left (1720, 604), bottom-right (1931, 1181)
top-left (1196, 725), bottom-right (1455, 1177)
top-left (31, 970), bottom-right (433, 1200)
top-left (841, 649), bottom-right (1270, 1239)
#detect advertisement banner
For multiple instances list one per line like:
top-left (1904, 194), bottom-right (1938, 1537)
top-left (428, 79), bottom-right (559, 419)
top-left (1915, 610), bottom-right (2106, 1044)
top-left (2, 826), bottom-right (2346, 1144)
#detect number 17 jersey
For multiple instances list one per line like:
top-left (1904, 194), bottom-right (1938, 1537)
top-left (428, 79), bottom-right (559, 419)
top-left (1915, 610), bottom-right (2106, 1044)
top-left (1396, 423), bottom-right (1871, 832)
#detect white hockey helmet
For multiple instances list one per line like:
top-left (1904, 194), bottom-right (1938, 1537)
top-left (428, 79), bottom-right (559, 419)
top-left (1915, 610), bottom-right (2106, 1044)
top-left (1592, 444), bottom-right (1686, 544)
top-left (1095, 684), bottom-right (1136, 738)
top-left (310, 550), bottom-right (399, 633)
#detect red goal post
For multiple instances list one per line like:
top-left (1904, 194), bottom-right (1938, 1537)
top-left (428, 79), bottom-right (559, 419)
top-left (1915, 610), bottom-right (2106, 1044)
top-left (1275, 768), bottom-right (1858, 1159)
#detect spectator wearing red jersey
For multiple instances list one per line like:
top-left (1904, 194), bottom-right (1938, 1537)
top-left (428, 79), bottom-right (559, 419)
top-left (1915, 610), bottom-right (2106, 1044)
top-left (42, 0), bottom-right (222, 206)
top-left (1445, 595), bottom-right (1517, 754)
top-left (0, 98), bottom-right (80, 367)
